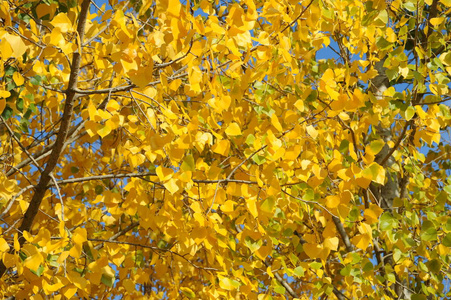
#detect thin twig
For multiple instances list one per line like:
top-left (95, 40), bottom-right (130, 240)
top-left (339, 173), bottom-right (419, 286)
top-left (281, 189), bottom-right (338, 218)
top-left (0, 185), bottom-right (34, 220)
top-left (279, 0), bottom-right (315, 34)
top-left (49, 173), bottom-right (64, 221)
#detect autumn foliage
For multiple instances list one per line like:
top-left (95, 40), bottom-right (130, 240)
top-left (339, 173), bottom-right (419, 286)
top-left (0, 0), bottom-right (451, 298)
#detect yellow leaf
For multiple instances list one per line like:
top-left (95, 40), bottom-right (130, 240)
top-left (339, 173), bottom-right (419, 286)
top-left (212, 139), bottom-right (230, 156)
top-left (430, 17), bottom-right (445, 27)
top-left (353, 223), bottom-right (372, 250)
top-left (62, 285), bottom-right (77, 298)
top-left (0, 2), bottom-right (11, 26)
top-left (0, 90), bottom-right (10, 98)
top-left (225, 122), bottom-right (242, 136)
top-left (306, 125), bottom-right (318, 139)
top-left (23, 245), bottom-right (43, 271)
top-left (97, 124), bottom-right (112, 138)
top-left (12, 72), bottom-right (24, 86)
top-left (19, 199), bottom-right (29, 213)
top-left (0, 98), bottom-right (6, 115)
top-left (368, 162), bottom-right (385, 185)
top-left (256, 245), bottom-right (272, 260)
top-left (303, 243), bottom-right (330, 261)
top-left (156, 166), bottom-right (174, 181)
top-left (324, 237), bottom-right (339, 251)
top-left (106, 100), bottom-right (120, 112)
top-left (321, 68), bottom-right (335, 86)
top-left (59, 221), bottom-right (67, 238)
top-left (72, 227), bottom-right (87, 246)
top-left (180, 287), bottom-right (196, 298)
top-left (325, 195), bottom-right (340, 209)
top-left (294, 100), bottom-right (305, 112)
top-left (0, 38), bottom-right (13, 59)
top-left (221, 200), bottom-right (236, 213)
top-left (366, 139), bottom-right (385, 155)
top-left (266, 265), bottom-right (274, 278)
top-left (85, 120), bottom-right (98, 137)
top-left (188, 65), bottom-right (202, 93)
top-left (143, 86), bottom-right (157, 98)
top-left (246, 198), bottom-right (258, 218)
top-left (14, 234), bottom-right (20, 251)
top-left (49, 27), bottom-right (64, 46)
top-left (0, 238), bottom-right (9, 252)
top-left (356, 168), bottom-right (373, 189)
top-left (168, 0), bottom-right (182, 17)
top-left (364, 204), bottom-right (384, 224)
top-left (43, 279), bottom-right (65, 294)
top-left (351, 234), bottom-right (370, 250)
top-left (23, 231), bottom-right (34, 242)
top-left (122, 279), bottom-right (135, 293)
top-left (163, 178), bottom-right (179, 194)
top-left (50, 13), bottom-right (73, 33)
top-left (270, 114), bottom-right (283, 132)
top-left (2, 252), bottom-right (16, 268)
top-left (2, 33), bottom-right (27, 58)
top-left (219, 277), bottom-right (240, 290)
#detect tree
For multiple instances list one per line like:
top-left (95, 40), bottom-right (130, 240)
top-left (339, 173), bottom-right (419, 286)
top-left (0, 0), bottom-right (450, 298)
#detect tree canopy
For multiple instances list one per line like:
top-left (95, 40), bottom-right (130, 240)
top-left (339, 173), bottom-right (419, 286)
top-left (0, 0), bottom-right (451, 298)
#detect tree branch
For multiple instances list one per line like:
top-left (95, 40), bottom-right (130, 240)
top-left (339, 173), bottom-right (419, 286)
top-left (0, 0), bottom-right (92, 278)
top-left (378, 121), bottom-right (410, 167)
top-left (332, 216), bottom-right (353, 253)
top-left (262, 260), bottom-right (298, 298)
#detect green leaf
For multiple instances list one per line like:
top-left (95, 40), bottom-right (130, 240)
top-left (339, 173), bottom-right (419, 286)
top-left (443, 233), bottom-right (451, 247)
top-left (310, 262), bottom-right (322, 269)
top-left (180, 287), bottom-right (196, 298)
top-left (363, 261), bottom-right (373, 272)
top-left (374, 10), bottom-right (388, 26)
top-left (30, 265), bottom-right (45, 277)
top-left (427, 259), bottom-right (440, 273)
top-left (340, 264), bottom-right (351, 276)
top-left (83, 242), bottom-right (94, 261)
top-left (445, 218), bottom-right (451, 232)
top-left (376, 37), bottom-right (392, 50)
top-left (369, 139), bottom-right (385, 155)
top-left (405, 106), bottom-right (415, 121)
top-left (274, 285), bottom-right (286, 294)
top-left (339, 139), bottom-right (349, 153)
top-left (47, 254), bottom-right (60, 268)
top-left (95, 185), bottom-right (104, 195)
top-left (101, 273), bottom-right (115, 287)
top-left (245, 134), bottom-right (255, 146)
top-left (2, 107), bottom-right (13, 119)
top-left (181, 155), bottom-right (195, 171)
top-left (380, 212), bottom-right (397, 231)
top-left (244, 236), bottom-right (262, 253)
top-left (261, 197), bottom-right (275, 213)
top-left (361, 10), bottom-right (378, 26)
top-left (30, 75), bottom-right (42, 86)
top-left (403, 0), bottom-right (416, 11)
top-left (252, 154), bottom-right (266, 165)
top-left (420, 220), bottom-right (437, 241)
top-left (16, 98), bottom-right (24, 112)
top-left (444, 185), bottom-right (451, 194)
top-left (293, 266), bottom-right (304, 277)
top-left (4, 66), bottom-right (16, 76)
